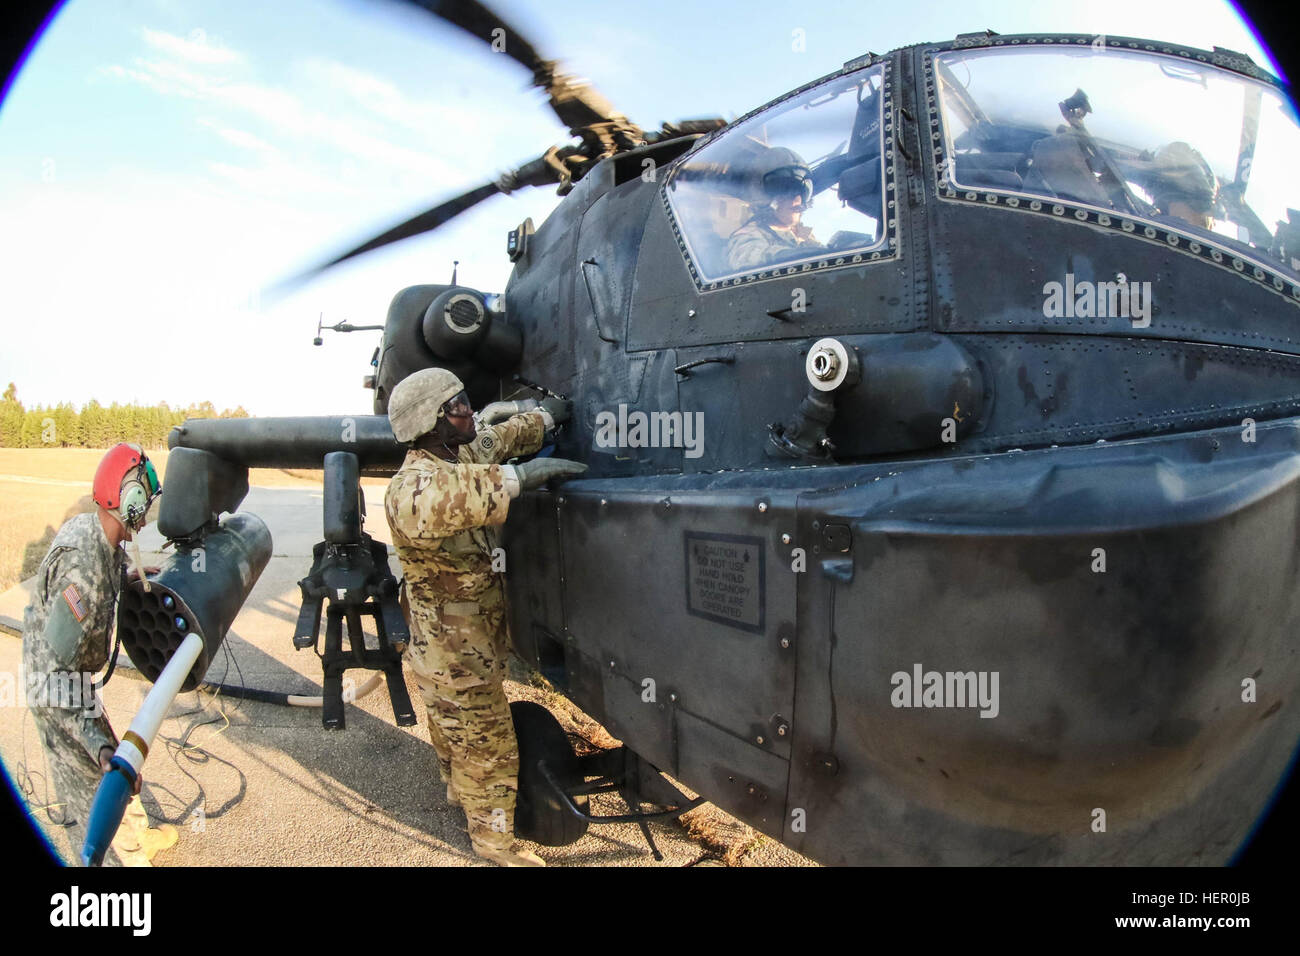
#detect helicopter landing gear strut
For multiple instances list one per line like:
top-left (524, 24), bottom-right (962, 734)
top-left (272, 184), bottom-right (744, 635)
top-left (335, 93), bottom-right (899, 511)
top-left (511, 701), bottom-right (705, 861)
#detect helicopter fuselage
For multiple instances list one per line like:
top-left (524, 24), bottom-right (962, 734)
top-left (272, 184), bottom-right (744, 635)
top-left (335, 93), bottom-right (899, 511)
top-left (168, 31), bottom-right (1300, 866)
top-left (488, 34), bottom-right (1300, 864)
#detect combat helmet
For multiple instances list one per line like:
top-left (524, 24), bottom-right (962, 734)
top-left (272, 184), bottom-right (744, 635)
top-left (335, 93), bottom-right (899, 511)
top-left (1151, 141), bottom-right (1218, 215)
top-left (388, 367), bottom-right (466, 442)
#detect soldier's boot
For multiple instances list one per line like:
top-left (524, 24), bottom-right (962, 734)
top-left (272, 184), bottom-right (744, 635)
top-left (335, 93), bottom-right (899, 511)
top-left (473, 842), bottom-right (546, 867)
top-left (115, 795), bottom-right (178, 864)
top-left (136, 823), bottom-right (179, 858)
top-left (109, 835), bottom-right (151, 867)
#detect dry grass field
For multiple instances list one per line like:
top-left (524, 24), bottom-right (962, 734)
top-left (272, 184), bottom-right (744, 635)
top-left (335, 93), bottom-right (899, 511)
top-left (0, 448), bottom-right (386, 591)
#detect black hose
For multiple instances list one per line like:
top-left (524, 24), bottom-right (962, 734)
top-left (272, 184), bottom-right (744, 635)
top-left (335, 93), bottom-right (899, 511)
top-left (197, 681), bottom-right (296, 706)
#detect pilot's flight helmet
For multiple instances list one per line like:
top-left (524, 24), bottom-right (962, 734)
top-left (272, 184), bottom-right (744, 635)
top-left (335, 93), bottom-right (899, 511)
top-left (1151, 141), bottom-right (1218, 214)
top-left (93, 442), bottom-right (161, 532)
top-left (757, 146), bottom-right (814, 206)
top-left (388, 367), bottom-right (466, 442)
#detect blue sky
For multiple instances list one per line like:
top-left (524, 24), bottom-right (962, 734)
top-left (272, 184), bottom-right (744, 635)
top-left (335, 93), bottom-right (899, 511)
top-left (0, 0), bottom-right (1280, 416)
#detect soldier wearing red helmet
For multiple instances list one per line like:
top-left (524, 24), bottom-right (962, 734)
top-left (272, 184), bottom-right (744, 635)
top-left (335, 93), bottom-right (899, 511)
top-left (22, 442), bottom-right (175, 866)
top-left (91, 442), bottom-right (161, 536)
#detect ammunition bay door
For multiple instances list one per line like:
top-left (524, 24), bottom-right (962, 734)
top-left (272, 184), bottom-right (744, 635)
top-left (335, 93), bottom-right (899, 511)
top-left (553, 487), bottom-right (798, 837)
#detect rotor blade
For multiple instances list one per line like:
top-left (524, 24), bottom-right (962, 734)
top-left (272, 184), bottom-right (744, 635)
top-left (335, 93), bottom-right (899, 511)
top-left (397, 0), bottom-right (637, 134)
top-left (402, 0), bottom-right (550, 81)
top-left (267, 181), bottom-right (499, 296)
top-left (653, 118), bottom-right (730, 139)
top-left (320, 181), bottom-right (501, 266)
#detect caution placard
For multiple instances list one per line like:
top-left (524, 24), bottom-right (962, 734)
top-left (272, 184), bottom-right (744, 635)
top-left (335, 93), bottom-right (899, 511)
top-left (684, 532), bottom-right (765, 633)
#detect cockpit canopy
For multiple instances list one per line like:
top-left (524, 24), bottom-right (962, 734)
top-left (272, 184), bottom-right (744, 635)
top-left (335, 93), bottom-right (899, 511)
top-left (664, 63), bottom-right (888, 284)
top-left (934, 45), bottom-right (1300, 276)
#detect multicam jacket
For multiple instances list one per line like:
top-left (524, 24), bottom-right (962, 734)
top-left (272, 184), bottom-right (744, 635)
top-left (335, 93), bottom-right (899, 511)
top-left (385, 411), bottom-right (546, 606)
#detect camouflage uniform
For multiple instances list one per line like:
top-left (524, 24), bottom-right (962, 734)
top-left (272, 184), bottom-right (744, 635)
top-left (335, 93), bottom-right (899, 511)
top-left (385, 410), bottom-right (546, 853)
top-left (21, 512), bottom-right (125, 866)
top-left (726, 217), bottom-right (822, 272)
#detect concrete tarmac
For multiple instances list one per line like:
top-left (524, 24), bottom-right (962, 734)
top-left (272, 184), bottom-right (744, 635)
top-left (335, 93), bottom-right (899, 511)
top-left (0, 486), bottom-right (813, 867)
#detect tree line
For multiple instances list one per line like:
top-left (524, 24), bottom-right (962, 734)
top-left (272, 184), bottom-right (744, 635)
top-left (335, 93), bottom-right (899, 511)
top-left (0, 383), bottom-right (250, 449)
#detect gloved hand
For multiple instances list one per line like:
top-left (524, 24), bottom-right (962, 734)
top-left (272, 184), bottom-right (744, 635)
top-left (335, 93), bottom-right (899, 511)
top-left (100, 746), bottom-right (142, 795)
top-left (539, 397), bottom-right (573, 427)
top-left (504, 458), bottom-right (587, 495)
top-left (476, 399), bottom-right (539, 427)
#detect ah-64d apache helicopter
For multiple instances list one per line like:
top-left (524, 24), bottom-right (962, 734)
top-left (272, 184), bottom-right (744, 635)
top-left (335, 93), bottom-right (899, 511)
top-left (100, 1), bottom-right (1300, 866)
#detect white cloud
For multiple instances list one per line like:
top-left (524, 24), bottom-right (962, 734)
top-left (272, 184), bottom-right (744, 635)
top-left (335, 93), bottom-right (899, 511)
top-left (196, 116), bottom-right (277, 154)
top-left (140, 27), bottom-right (242, 66)
top-left (296, 57), bottom-right (493, 137)
top-left (99, 61), bottom-right (200, 99)
top-left (104, 52), bottom-right (466, 186)
top-left (304, 58), bottom-right (401, 107)
top-left (204, 156), bottom-right (370, 201)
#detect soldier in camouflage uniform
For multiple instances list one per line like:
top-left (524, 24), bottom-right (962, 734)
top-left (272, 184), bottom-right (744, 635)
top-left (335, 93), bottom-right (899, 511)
top-left (726, 146), bottom-right (824, 272)
top-left (385, 368), bottom-right (585, 866)
top-left (22, 442), bottom-right (177, 866)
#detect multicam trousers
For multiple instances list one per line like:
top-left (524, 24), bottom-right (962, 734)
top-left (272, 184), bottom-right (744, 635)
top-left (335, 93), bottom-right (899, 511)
top-left (403, 585), bottom-right (519, 852)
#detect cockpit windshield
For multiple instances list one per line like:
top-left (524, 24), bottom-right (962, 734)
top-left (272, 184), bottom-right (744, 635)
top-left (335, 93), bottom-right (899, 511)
top-left (935, 46), bottom-right (1300, 276)
top-left (665, 64), bottom-right (887, 284)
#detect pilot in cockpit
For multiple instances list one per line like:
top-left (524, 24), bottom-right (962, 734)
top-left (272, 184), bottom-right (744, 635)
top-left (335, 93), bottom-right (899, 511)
top-left (1146, 141), bottom-right (1219, 232)
top-left (726, 147), bottom-right (827, 272)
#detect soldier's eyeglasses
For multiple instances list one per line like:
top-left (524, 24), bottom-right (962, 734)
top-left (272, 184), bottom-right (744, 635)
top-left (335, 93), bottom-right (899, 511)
top-left (442, 392), bottom-right (472, 418)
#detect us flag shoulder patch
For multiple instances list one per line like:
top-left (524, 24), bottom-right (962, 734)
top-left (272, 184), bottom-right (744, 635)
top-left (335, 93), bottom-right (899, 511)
top-left (62, 584), bottom-right (88, 623)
